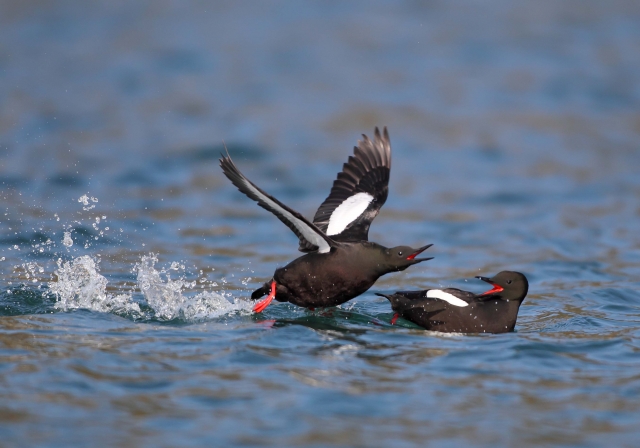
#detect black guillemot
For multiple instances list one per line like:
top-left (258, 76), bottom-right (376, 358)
top-left (377, 271), bottom-right (528, 333)
top-left (219, 127), bottom-right (433, 312)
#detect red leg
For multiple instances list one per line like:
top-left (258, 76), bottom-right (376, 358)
top-left (253, 281), bottom-right (276, 313)
top-left (391, 313), bottom-right (399, 325)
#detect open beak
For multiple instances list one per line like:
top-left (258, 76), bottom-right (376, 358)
top-left (406, 244), bottom-right (434, 263)
top-left (476, 276), bottom-right (504, 296)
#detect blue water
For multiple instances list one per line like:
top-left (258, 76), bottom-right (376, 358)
top-left (2, 1), bottom-right (640, 446)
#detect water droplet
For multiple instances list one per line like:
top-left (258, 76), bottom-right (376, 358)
top-left (62, 232), bottom-right (74, 247)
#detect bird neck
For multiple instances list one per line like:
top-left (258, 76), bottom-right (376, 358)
top-left (499, 297), bottom-right (524, 318)
top-left (351, 242), bottom-right (393, 276)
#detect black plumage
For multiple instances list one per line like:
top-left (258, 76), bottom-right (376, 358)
top-left (377, 271), bottom-right (529, 334)
top-left (219, 127), bottom-right (433, 311)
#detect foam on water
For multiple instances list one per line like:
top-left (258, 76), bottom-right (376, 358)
top-left (50, 255), bottom-right (141, 317)
top-left (37, 194), bottom-right (253, 322)
top-left (135, 254), bottom-right (252, 321)
top-left (46, 253), bottom-right (253, 322)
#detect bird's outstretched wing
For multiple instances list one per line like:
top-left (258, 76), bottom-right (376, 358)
top-left (299, 127), bottom-right (391, 252)
top-left (220, 154), bottom-right (335, 253)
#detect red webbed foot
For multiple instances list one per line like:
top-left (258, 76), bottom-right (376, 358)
top-left (253, 281), bottom-right (276, 313)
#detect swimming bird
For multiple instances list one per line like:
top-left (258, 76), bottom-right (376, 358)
top-left (376, 271), bottom-right (528, 333)
top-left (219, 127), bottom-right (433, 312)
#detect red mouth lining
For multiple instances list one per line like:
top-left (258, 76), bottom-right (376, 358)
top-left (406, 249), bottom-right (425, 260)
top-left (479, 283), bottom-right (504, 296)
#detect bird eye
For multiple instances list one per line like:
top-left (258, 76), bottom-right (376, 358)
top-left (398, 251), bottom-right (403, 256)
top-left (507, 280), bottom-right (512, 284)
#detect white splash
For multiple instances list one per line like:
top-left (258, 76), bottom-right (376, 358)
top-left (47, 254), bottom-right (252, 322)
top-left (426, 289), bottom-right (469, 307)
top-left (18, 261), bottom-right (45, 284)
top-left (62, 231), bottom-right (73, 247)
top-left (78, 194), bottom-right (98, 211)
top-left (50, 255), bottom-right (141, 316)
top-left (135, 254), bottom-right (252, 321)
top-left (326, 192), bottom-right (373, 236)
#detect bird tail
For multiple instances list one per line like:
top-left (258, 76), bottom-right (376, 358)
top-left (375, 292), bottom-right (410, 309)
top-left (251, 281), bottom-right (273, 300)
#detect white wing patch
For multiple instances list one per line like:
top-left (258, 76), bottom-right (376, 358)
top-left (238, 176), bottom-right (332, 253)
top-left (427, 290), bottom-right (469, 307)
top-left (326, 192), bottom-right (374, 236)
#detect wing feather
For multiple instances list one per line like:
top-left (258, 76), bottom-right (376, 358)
top-left (299, 126), bottom-right (391, 251)
top-left (220, 155), bottom-right (335, 253)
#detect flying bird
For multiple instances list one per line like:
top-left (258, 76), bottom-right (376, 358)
top-left (220, 127), bottom-right (433, 312)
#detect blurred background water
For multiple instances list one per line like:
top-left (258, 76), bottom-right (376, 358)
top-left (1, 1), bottom-right (640, 446)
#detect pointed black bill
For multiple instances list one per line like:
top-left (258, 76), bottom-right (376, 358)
top-left (406, 244), bottom-right (433, 263)
top-left (475, 276), bottom-right (504, 296)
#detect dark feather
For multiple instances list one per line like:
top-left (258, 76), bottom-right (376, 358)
top-left (299, 126), bottom-right (391, 251)
top-left (220, 154), bottom-right (335, 252)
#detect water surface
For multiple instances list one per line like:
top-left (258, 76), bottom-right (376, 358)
top-left (1, 1), bottom-right (640, 446)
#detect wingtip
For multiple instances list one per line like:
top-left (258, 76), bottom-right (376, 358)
top-left (218, 154), bottom-right (233, 172)
top-left (220, 140), bottom-right (233, 166)
top-left (372, 126), bottom-right (389, 141)
top-left (219, 141), bottom-right (233, 166)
